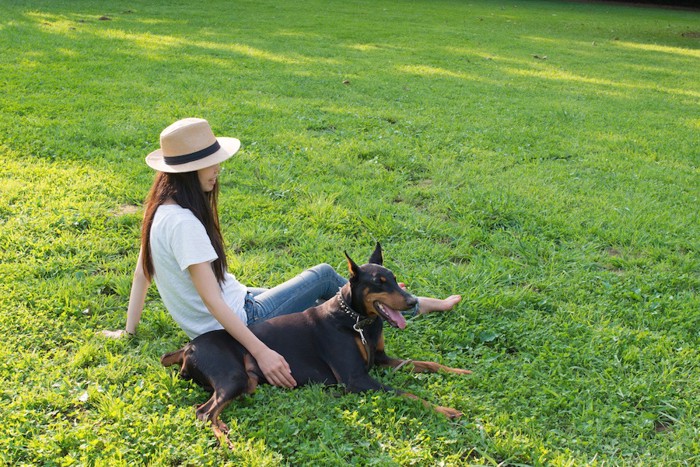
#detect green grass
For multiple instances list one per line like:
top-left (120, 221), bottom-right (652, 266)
top-left (1, 0), bottom-right (698, 464)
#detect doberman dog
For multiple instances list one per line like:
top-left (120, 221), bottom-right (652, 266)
top-left (161, 243), bottom-right (471, 446)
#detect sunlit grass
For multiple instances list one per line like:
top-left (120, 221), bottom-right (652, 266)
top-left (1, 0), bottom-right (699, 465)
top-left (616, 39), bottom-right (700, 58)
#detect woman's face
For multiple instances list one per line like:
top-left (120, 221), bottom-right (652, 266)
top-left (197, 163), bottom-right (221, 193)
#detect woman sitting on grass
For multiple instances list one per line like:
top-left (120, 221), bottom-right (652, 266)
top-left (104, 118), bottom-right (461, 387)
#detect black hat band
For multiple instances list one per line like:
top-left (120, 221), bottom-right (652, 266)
top-left (164, 141), bottom-right (221, 166)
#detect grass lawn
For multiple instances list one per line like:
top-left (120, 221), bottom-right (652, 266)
top-left (1, 0), bottom-right (698, 464)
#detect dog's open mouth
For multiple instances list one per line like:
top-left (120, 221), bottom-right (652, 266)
top-left (374, 302), bottom-right (407, 330)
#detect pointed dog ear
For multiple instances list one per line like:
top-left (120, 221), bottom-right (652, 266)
top-left (368, 242), bottom-right (383, 265)
top-left (345, 251), bottom-right (361, 279)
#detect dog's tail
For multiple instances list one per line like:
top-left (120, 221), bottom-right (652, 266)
top-left (161, 348), bottom-right (185, 368)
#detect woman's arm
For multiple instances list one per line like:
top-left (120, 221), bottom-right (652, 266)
top-left (125, 248), bottom-right (150, 334)
top-left (188, 262), bottom-right (297, 388)
top-left (103, 248), bottom-right (150, 338)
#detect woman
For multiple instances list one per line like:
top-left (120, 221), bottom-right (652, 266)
top-left (104, 118), bottom-right (461, 388)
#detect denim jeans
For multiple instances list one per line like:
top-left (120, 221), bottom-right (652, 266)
top-left (244, 263), bottom-right (347, 325)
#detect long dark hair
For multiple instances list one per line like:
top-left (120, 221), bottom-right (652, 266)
top-left (141, 171), bottom-right (227, 284)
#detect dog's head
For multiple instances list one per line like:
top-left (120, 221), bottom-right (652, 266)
top-left (344, 243), bottom-right (417, 329)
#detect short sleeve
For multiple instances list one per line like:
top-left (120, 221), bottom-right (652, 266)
top-left (170, 217), bottom-right (218, 271)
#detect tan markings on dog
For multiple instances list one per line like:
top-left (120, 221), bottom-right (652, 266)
top-left (354, 335), bottom-right (369, 365)
top-left (243, 353), bottom-right (260, 394)
top-left (211, 420), bottom-right (235, 450)
top-left (403, 360), bottom-right (473, 375)
top-left (384, 291), bottom-right (411, 310)
top-left (376, 334), bottom-right (385, 353)
top-left (401, 392), bottom-right (463, 419)
top-left (329, 366), bottom-right (344, 384)
top-left (360, 288), bottom-right (380, 318)
top-left (363, 290), bottom-right (413, 315)
top-left (376, 353), bottom-right (472, 375)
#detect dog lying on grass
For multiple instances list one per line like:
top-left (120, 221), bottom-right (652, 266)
top-left (162, 243), bottom-right (471, 446)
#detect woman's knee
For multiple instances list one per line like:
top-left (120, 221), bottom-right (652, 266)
top-left (310, 263), bottom-right (335, 276)
top-left (307, 263), bottom-right (346, 291)
top-left (314, 263), bottom-right (345, 279)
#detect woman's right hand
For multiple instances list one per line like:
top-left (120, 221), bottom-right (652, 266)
top-left (255, 347), bottom-right (297, 388)
top-left (101, 329), bottom-right (133, 339)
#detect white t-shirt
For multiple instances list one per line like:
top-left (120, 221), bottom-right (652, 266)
top-left (150, 204), bottom-right (248, 339)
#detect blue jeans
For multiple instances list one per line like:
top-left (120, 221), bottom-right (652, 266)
top-left (244, 263), bottom-right (347, 325)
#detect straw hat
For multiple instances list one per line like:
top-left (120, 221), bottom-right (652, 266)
top-left (145, 118), bottom-right (241, 173)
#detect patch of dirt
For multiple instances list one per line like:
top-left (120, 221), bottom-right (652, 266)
top-left (114, 204), bottom-right (140, 216)
top-left (605, 247), bottom-right (622, 257)
top-left (655, 419), bottom-right (674, 433)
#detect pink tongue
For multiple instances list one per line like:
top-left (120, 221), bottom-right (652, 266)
top-left (384, 306), bottom-right (407, 330)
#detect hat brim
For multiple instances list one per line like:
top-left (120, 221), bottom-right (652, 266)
top-left (145, 137), bottom-right (241, 173)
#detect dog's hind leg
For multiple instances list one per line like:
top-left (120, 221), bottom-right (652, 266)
top-left (195, 380), bottom-right (247, 449)
top-left (243, 353), bottom-right (260, 394)
top-left (197, 396), bottom-right (234, 449)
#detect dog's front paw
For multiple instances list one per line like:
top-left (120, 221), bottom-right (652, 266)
top-left (435, 405), bottom-right (463, 419)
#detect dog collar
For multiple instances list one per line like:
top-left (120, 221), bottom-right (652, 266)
top-left (336, 290), bottom-right (376, 345)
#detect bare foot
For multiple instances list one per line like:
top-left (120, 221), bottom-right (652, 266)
top-left (417, 295), bottom-right (462, 314)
